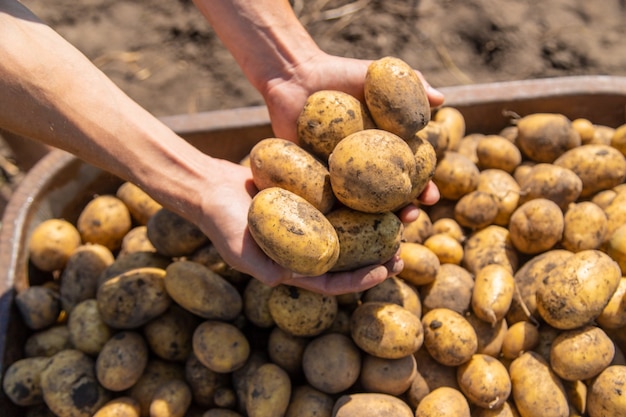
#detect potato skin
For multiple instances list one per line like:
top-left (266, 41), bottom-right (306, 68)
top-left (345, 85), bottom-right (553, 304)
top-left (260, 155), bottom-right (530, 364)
top-left (15, 285), bottom-right (61, 331)
top-left (192, 320), bottom-right (250, 374)
top-left (248, 187), bottom-right (340, 276)
top-left (249, 138), bottom-right (336, 214)
top-left (364, 56), bottom-right (430, 140)
top-left (149, 379), bottom-right (192, 417)
top-left (415, 387), bottom-right (471, 417)
top-left (515, 113), bottom-right (581, 163)
top-left (285, 385), bottom-right (334, 417)
top-left (433, 151), bottom-right (479, 200)
top-left (302, 333), bottom-right (361, 394)
top-left (456, 353), bottom-right (511, 409)
top-left (329, 129), bottom-right (421, 213)
top-left (517, 163), bottom-right (582, 210)
top-left (561, 201), bottom-right (607, 252)
top-left (96, 331), bottom-right (148, 391)
top-left (422, 308), bottom-right (477, 367)
top-left (508, 198), bottom-right (564, 254)
top-left (359, 353), bottom-right (417, 396)
top-left (268, 285), bottom-right (337, 337)
top-left (333, 393), bottom-right (414, 417)
top-left (67, 298), bottom-right (112, 355)
top-left (397, 242), bottom-right (440, 286)
top-left (587, 365), bottom-right (626, 417)
top-left (77, 194), bottom-right (132, 251)
top-left (116, 181), bottom-right (162, 225)
top-left (28, 218), bottom-right (82, 272)
top-left (471, 264), bottom-right (515, 326)
top-left (245, 363), bottom-right (291, 417)
top-left (326, 208), bottom-right (403, 271)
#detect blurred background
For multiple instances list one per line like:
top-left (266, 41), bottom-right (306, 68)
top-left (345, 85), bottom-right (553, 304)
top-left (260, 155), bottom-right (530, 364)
top-left (2, 0), bottom-right (626, 210)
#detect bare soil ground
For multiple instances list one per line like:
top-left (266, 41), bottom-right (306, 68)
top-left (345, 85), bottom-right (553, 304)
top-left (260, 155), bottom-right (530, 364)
top-left (2, 0), bottom-right (626, 214)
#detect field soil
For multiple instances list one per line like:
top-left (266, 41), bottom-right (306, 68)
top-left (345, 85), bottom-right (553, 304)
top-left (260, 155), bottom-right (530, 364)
top-left (2, 0), bottom-right (626, 214)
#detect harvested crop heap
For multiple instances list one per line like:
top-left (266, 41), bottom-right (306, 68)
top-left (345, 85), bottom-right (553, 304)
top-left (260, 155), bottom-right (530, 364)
top-left (4, 58), bottom-right (626, 417)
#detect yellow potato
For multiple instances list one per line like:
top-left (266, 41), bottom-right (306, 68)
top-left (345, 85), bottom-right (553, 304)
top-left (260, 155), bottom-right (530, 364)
top-left (466, 313), bottom-right (507, 358)
top-left (351, 301), bottom-right (423, 359)
top-left (432, 151), bottom-right (479, 200)
top-left (471, 264), bottom-right (515, 326)
top-left (571, 117), bottom-right (595, 144)
top-left (146, 208), bottom-right (209, 257)
top-left (561, 201), bottom-right (607, 252)
top-left (326, 208), bottom-right (403, 272)
top-left (93, 397), bottom-right (141, 417)
top-left (416, 120), bottom-right (449, 159)
top-left (397, 242), bottom-right (440, 286)
top-left (301, 333), bottom-right (361, 394)
top-left (333, 393), bottom-right (414, 417)
top-left (456, 353), bottom-right (511, 409)
top-left (597, 277), bottom-right (626, 329)
top-left (401, 208), bottom-right (433, 243)
top-left (248, 137), bottom-right (336, 213)
top-left (536, 249), bottom-right (621, 329)
top-left (508, 198), bottom-right (564, 254)
top-left (611, 122), bottom-right (626, 156)
top-left (476, 169), bottom-right (520, 226)
top-left (97, 250), bottom-right (171, 287)
top-left (501, 320), bottom-right (540, 360)
top-left (422, 308), bottom-right (477, 367)
top-left (587, 365), bottom-right (626, 417)
top-left (96, 331), bottom-right (148, 391)
top-left (606, 223), bottom-right (626, 275)
top-left (143, 304), bottom-right (198, 362)
top-left (404, 134), bottom-right (438, 199)
top-left (328, 129), bottom-right (422, 213)
top-left (77, 194), bottom-right (132, 251)
top-left (453, 190), bottom-right (499, 229)
top-left (517, 163), bottom-right (582, 210)
top-left (242, 278), bottom-right (275, 329)
top-left (364, 56), bottom-right (430, 140)
top-left (423, 233), bottom-right (464, 265)
top-left (463, 225), bottom-right (518, 275)
top-left (415, 386), bottom-right (471, 417)
top-left (434, 107), bottom-right (466, 151)
top-left (509, 351), bottom-right (568, 417)
top-left (284, 385), bottom-right (334, 417)
top-left (248, 187), bottom-right (339, 276)
top-left (359, 353), bottom-right (417, 396)
top-left (192, 320), bottom-right (250, 373)
top-left (266, 327), bottom-right (308, 378)
top-left (28, 218), bottom-right (82, 272)
top-left (297, 89), bottom-right (373, 161)
top-left (515, 113), bottom-right (581, 163)
top-left (420, 263), bottom-right (474, 315)
top-left (119, 225), bottom-right (157, 255)
top-left (431, 217), bottom-right (465, 242)
top-left (116, 181), bottom-right (162, 225)
top-left (361, 275), bottom-right (422, 318)
top-left (475, 134), bottom-right (522, 173)
top-left (245, 363), bottom-right (291, 417)
top-left (456, 133), bottom-right (483, 164)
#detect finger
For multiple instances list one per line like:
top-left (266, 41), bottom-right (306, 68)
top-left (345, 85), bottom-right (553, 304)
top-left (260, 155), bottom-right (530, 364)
top-left (414, 70), bottom-right (445, 108)
top-left (397, 204), bottom-right (421, 223)
top-left (417, 181), bottom-right (440, 206)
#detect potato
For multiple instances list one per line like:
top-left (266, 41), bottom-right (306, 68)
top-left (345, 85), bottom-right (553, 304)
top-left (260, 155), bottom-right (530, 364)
top-left (24, 325), bottom-right (72, 358)
top-left (507, 249), bottom-right (573, 325)
top-left (514, 113), bottom-right (581, 163)
top-left (415, 387), bottom-right (471, 417)
top-left (15, 285), bottom-right (61, 330)
top-left (266, 326), bottom-right (308, 377)
top-left (40, 349), bottom-right (110, 417)
top-left (328, 129), bottom-right (422, 213)
top-left (431, 217), bottom-right (465, 242)
top-left (268, 284), bottom-right (337, 337)
top-left (572, 117), bottom-right (595, 144)
top-left (471, 264), bottom-right (514, 326)
top-left (213, 387), bottom-right (237, 409)
top-left (143, 304), bottom-right (198, 362)
top-left (536, 249), bottom-right (621, 329)
top-left (302, 333), bottom-right (361, 394)
top-left (242, 279), bottom-right (275, 329)
top-left (149, 379), bottom-right (192, 417)
top-left (59, 243), bottom-right (114, 312)
top-left (97, 250), bottom-right (171, 287)
top-left (466, 313), bottom-right (507, 358)
top-left (471, 402), bottom-right (520, 417)
top-left (550, 325), bottom-right (614, 381)
top-left (245, 363), bottom-right (291, 417)
top-left (164, 260), bottom-right (242, 321)
top-left (401, 208), bottom-right (433, 243)
top-left (96, 331), bottom-right (148, 391)
top-left (76, 194), bottom-right (132, 251)
top-left (2, 356), bottom-right (50, 406)
top-left (359, 353), bottom-right (417, 395)
top-left (185, 353), bottom-right (230, 408)
top-left (509, 351), bottom-right (568, 417)
top-left (203, 410), bottom-right (243, 417)
top-left (423, 233), bottom-right (464, 265)
top-left (361, 275), bottom-right (421, 318)
top-left (116, 181), bottom-right (162, 225)
top-left (560, 201), bottom-right (608, 252)
top-left (187, 243), bottom-right (248, 287)
top-left (433, 107), bottom-right (466, 151)
top-left (476, 169), bottom-right (520, 226)
top-left (192, 320), bottom-right (250, 373)
top-left (413, 346), bottom-right (461, 392)
top-left (128, 359), bottom-right (185, 417)
top-left (508, 198), bottom-right (564, 254)
top-left (554, 143), bottom-right (626, 197)
top-left (416, 120), bottom-right (449, 159)
top-left (475, 135), bottom-right (522, 173)
top-left (422, 308), bottom-right (477, 367)
top-left (119, 225), bottom-right (157, 255)
top-left (350, 301), bottom-right (423, 359)
top-left (587, 365), bottom-right (626, 417)
top-left (96, 266), bottom-right (171, 329)
top-left (606, 223), bottom-right (626, 275)
top-left (432, 151), bottom-right (479, 200)
top-left (456, 133), bottom-right (483, 164)
top-left (325, 208), bottom-right (402, 271)
top-left (28, 218), bottom-right (82, 272)
top-left (404, 134), bottom-right (438, 198)
top-left (333, 393), bottom-right (414, 417)
top-left (605, 192), bottom-right (626, 240)
top-left (564, 379), bottom-right (587, 416)
top-left (453, 190), bottom-right (499, 229)
top-left (67, 298), bottom-right (112, 355)
top-left (248, 187), bottom-right (339, 276)
top-left (249, 137), bottom-right (336, 213)
top-left (420, 263), bottom-right (474, 315)
top-left (597, 277), bottom-right (626, 329)
top-left (500, 320), bottom-right (540, 360)
top-left (297, 90), bottom-right (373, 161)
top-left (146, 208), bottom-right (209, 257)
top-left (612, 122), bottom-right (626, 156)
top-left (364, 56), bottom-right (430, 140)
top-left (517, 163), bottom-right (582, 210)
top-left (284, 385), bottom-right (334, 417)
top-left (463, 225), bottom-right (518, 275)
top-left (397, 242), bottom-right (440, 286)
top-left (456, 353), bottom-right (511, 409)
top-left (93, 397), bottom-right (141, 417)
top-left (404, 369), bottom-right (430, 409)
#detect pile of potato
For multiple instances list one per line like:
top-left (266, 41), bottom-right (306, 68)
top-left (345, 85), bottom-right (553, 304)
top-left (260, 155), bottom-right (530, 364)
top-left (4, 57), bottom-right (626, 417)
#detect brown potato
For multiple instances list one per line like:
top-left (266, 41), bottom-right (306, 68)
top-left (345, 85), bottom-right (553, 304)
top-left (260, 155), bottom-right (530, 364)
top-left (587, 365), bottom-right (626, 417)
top-left (456, 353), bottom-right (511, 409)
top-left (15, 285), bottom-right (61, 331)
top-left (284, 385), bottom-right (334, 417)
top-left (143, 304), bottom-right (198, 362)
top-left (266, 327), bottom-right (308, 378)
top-left (67, 298), bottom-right (112, 355)
top-left (508, 198), bottom-right (564, 254)
top-left (28, 218), bottom-right (82, 272)
top-left (420, 263), bottom-right (474, 315)
top-left (77, 194), bottom-right (132, 251)
top-left (454, 190), bottom-right (499, 229)
top-left (413, 346), bottom-right (461, 392)
top-left (360, 353), bottom-right (416, 396)
top-left (463, 225), bottom-right (518, 275)
top-left (432, 151), bottom-right (479, 200)
top-left (326, 208), bottom-right (402, 272)
top-left (351, 301), bottom-right (423, 359)
top-left (268, 285), bottom-right (337, 337)
top-left (248, 137), bottom-right (336, 213)
top-left (116, 181), bottom-right (162, 225)
top-left (471, 264), bottom-right (515, 326)
top-left (185, 353), bottom-right (230, 408)
top-left (550, 325), bottom-right (614, 381)
top-left (475, 134), bottom-right (522, 173)
top-left (146, 208), bottom-right (209, 257)
top-left (364, 56), bottom-right (430, 140)
top-left (422, 308), bottom-right (477, 367)
top-left (476, 169), bottom-right (520, 226)
top-left (97, 250), bottom-right (171, 287)
top-left (2, 356), bottom-right (50, 406)
top-left (328, 129), bottom-right (422, 213)
top-left (297, 90), bottom-right (373, 161)
top-left (242, 278), bottom-right (275, 329)
top-left (302, 333), bottom-right (361, 394)
top-left (333, 393), bottom-right (414, 417)
top-left (128, 359), bottom-right (186, 417)
top-left (193, 320), bottom-right (250, 374)
top-left (96, 331), bottom-right (148, 391)
top-left (248, 187), bottom-right (339, 276)
top-left (397, 242), bottom-right (440, 286)
top-left (245, 363), bottom-right (291, 417)
top-left (515, 113), bottom-right (581, 163)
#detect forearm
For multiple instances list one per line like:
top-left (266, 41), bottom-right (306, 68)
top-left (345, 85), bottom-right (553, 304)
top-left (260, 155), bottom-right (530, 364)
top-left (0, 1), bottom-right (212, 220)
